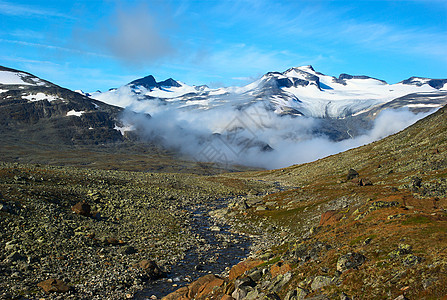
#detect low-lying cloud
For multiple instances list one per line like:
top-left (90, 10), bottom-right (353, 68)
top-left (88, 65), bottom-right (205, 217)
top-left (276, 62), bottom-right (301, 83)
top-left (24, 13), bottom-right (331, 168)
top-left (98, 88), bottom-right (435, 170)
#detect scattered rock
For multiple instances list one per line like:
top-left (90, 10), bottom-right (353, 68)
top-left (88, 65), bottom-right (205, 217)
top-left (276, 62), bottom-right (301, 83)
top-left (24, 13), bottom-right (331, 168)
top-left (369, 201), bottom-right (399, 210)
top-left (209, 225), bottom-right (221, 232)
top-left (347, 169), bottom-right (359, 180)
top-left (229, 259), bottom-right (263, 281)
top-left (422, 277), bottom-right (437, 289)
top-left (358, 178), bottom-right (373, 186)
top-left (37, 278), bottom-right (70, 293)
top-left (336, 252), bottom-right (366, 272)
top-left (71, 201), bottom-right (91, 216)
top-left (119, 245), bottom-right (137, 255)
top-left (388, 244), bottom-right (412, 258)
top-left (402, 254), bottom-right (423, 266)
top-left (270, 261), bottom-right (292, 278)
top-left (311, 275), bottom-right (335, 290)
top-left (136, 260), bottom-right (165, 280)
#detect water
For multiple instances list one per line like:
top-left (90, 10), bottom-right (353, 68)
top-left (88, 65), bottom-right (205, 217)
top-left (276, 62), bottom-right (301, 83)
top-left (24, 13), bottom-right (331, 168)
top-left (135, 198), bottom-right (251, 299)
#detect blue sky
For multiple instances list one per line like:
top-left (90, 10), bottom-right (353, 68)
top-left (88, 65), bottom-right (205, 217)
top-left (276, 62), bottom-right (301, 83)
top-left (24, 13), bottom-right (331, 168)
top-left (1, 0), bottom-right (446, 91)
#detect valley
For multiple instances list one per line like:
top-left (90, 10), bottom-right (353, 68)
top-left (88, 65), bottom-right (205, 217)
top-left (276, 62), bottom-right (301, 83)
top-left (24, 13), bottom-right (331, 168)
top-left (0, 65), bottom-right (446, 299)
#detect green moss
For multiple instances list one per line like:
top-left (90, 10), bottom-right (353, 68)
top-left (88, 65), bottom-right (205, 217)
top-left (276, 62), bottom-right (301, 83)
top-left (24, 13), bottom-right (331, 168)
top-left (349, 234), bottom-right (377, 246)
top-left (402, 215), bottom-right (431, 225)
top-left (258, 256), bottom-right (281, 268)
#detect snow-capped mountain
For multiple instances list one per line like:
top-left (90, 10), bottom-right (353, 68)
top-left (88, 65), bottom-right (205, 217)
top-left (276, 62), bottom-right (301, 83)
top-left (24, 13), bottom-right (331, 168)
top-left (0, 66), bottom-right (138, 145)
top-left (93, 65), bottom-right (447, 119)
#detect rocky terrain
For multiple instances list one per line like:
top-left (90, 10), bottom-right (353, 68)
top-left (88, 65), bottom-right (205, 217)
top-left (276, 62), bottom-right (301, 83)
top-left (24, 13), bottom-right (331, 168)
top-left (0, 65), bottom-right (446, 299)
top-left (159, 105), bottom-right (447, 299)
top-left (0, 162), bottom-right (280, 299)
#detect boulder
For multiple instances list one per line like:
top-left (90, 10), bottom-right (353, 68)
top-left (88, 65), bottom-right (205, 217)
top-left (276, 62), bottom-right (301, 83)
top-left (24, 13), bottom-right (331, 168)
top-left (71, 201), bottom-right (91, 216)
top-left (189, 274), bottom-right (225, 298)
top-left (347, 169), bottom-right (359, 180)
top-left (37, 278), bottom-right (70, 293)
top-left (336, 252), bottom-right (366, 272)
top-left (311, 276), bottom-right (335, 290)
top-left (270, 261), bottom-right (292, 278)
top-left (229, 259), bottom-right (263, 281)
top-left (137, 259), bottom-right (165, 280)
top-left (358, 178), bottom-right (373, 186)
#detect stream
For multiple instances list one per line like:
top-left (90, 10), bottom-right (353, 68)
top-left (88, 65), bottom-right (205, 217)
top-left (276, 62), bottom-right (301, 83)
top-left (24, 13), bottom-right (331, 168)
top-left (135, 198), bottom-right (252, 299)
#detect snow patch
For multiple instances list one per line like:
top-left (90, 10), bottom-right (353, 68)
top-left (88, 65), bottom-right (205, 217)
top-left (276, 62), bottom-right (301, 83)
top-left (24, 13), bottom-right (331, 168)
top-left (406, 103), bottom-right (442, 108)
top-left (22, 93), bottom-right (61, 102)
top-left (66, 110), bottom-right (85, 117)
top-left (0, 89), bottom-right (8, 93)
top-left (0, 71), bottom-right (45, 85)
top-left (0, 71), bottom-right (32, 85)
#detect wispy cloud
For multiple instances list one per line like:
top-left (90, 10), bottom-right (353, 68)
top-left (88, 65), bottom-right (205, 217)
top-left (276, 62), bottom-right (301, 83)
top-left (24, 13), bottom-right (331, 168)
top-left (0, 1), bottom-right (74, 19)
top-left (0, 38), bottom-right (111, 58)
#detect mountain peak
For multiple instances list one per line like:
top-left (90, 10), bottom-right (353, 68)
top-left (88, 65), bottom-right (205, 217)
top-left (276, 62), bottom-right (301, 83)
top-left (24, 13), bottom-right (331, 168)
top-left (158, 78), bottom-right (181, 88)
top-left (297, 65), bottom-right (315, 72)
top-left (129, 75), bottom-right (158, 89)
top-left (128, 75), bottom-right (181, 89)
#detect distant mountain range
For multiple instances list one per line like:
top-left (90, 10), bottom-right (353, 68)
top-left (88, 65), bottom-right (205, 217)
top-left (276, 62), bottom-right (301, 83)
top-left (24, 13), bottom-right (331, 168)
top-left (90, 65), bottom-right (447, 144)
top-left (1, 64), bottom-right (446, 167)
top-left (92, 65), bottom-right (447, 119)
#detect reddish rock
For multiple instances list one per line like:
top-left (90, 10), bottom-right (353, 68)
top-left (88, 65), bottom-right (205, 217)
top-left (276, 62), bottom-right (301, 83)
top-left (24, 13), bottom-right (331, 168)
top-left (162, 287), bottom-right (189, 300)
top-left (37, 278), bottom-right (69, 293)
top-left (136, 259), bottom-right (165, 280)
top-left (270, 261), bottom-right (292, 278)
top-left (71, 201), bottom-right (91, 216)
top-left (188, 274), bottom-right (224, 298)
top-left (162, 275), bottom-right (224, 300)
top-left (229, 259), bottom-right (263, 281)
top-left (104, 237), bottom-right (120, 245)
top-left (196, 275), bottom-right (225, 298)
top-left (319, 210), bottom-right (343, 226)
top-left (359, 178), bottom-right (373, 186)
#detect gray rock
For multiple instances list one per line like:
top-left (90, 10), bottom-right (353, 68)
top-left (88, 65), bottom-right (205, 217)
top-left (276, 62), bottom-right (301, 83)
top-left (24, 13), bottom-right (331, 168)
top-left (402, 254), bottom-right (423, 266)
top-left (393, 295), bottom-right (409, 300)
top-left (311, 275), bottom-right (335, 290)
top-left (247, 269), bottom-right (263, 282)
top-left (336, 252), bottom-right (366, 272)
top-left (6, 251), bottom-right (26, 262)
top-left (347, 169), bottom-right (359, 180)
top-left (340, 292), bottom-right (351, 300)
top-left (422, 277), bottom-right (437, 289)
top-left (119, 246), bottom-right (137, 255)
top-left (285, 287), bottom-right (309, 300)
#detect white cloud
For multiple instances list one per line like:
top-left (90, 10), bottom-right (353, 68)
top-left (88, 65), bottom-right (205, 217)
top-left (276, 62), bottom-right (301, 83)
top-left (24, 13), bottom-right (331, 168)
top-left (77, 2), bottom-right (175, 65)
top-left (106, 86), bottom-right (436, 170)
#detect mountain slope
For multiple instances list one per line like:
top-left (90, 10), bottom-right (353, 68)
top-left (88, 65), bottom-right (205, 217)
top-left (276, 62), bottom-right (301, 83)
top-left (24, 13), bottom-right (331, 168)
top-left (0, 66), bottom-right (128, 145)
top-left (163, 104), bottom-right (447, 299)
top-left (0, 66), bottom-right (253, 174)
